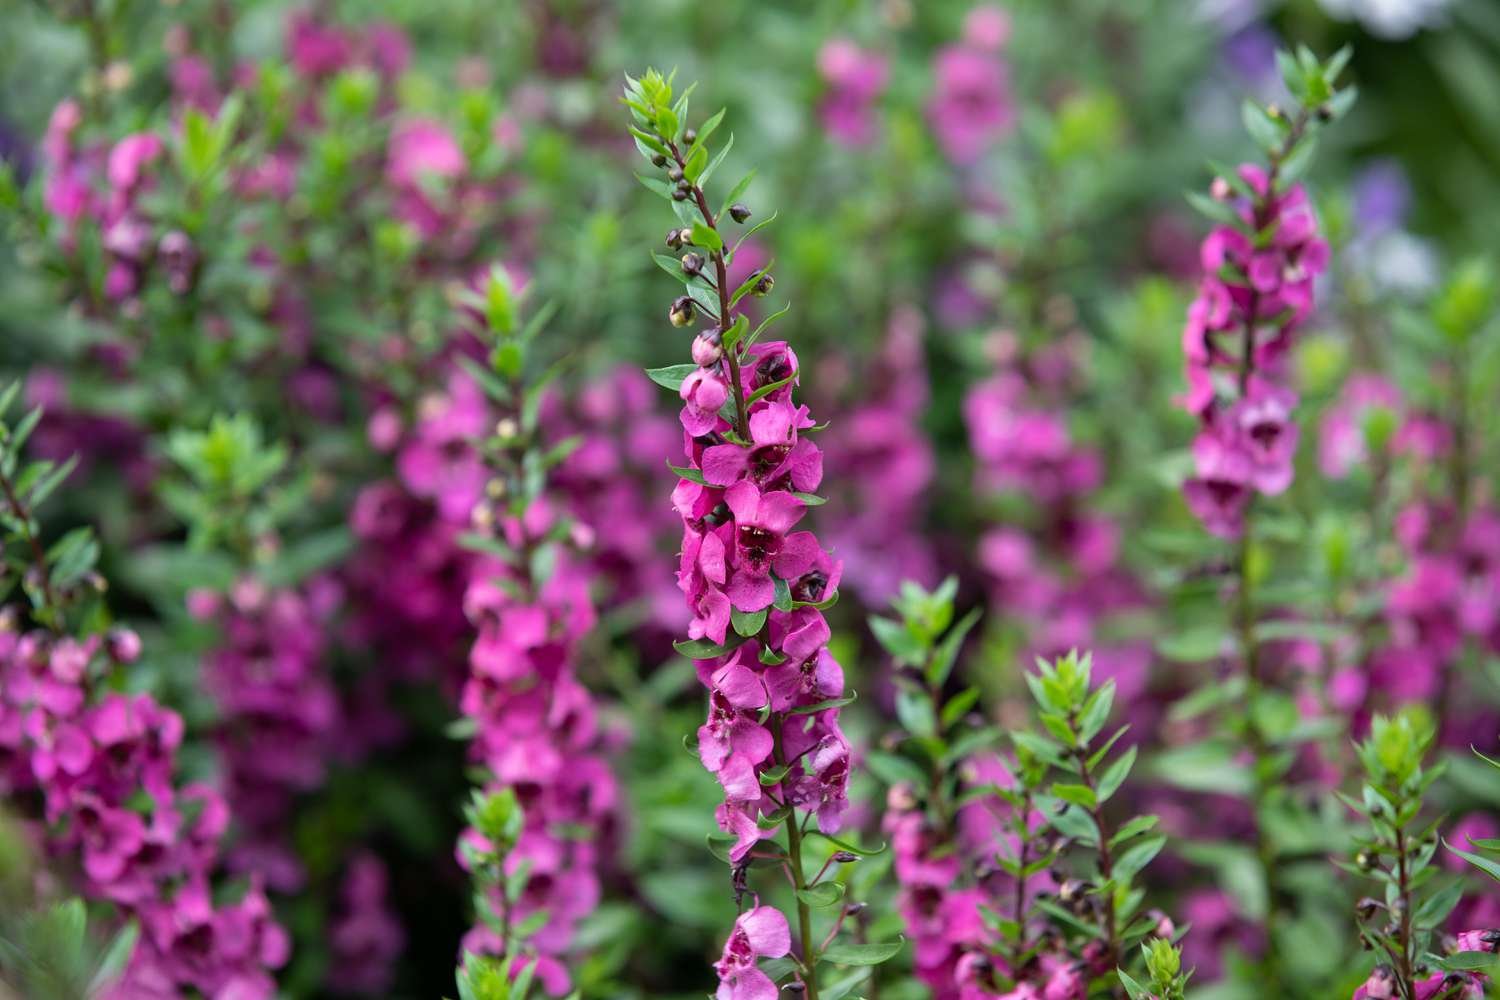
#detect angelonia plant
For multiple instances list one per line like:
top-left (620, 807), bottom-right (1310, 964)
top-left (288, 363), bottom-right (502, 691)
top-left (624, 68), bottom-right (900, 999)
top-left (1174, 44), bottom-right (1357, 984)
top-left (1342, 711), bottom-right (1492, 1000)
top-left (867, 580), bottom-right (1182, 999)
top-left (448, 272), bottom-right (615, 998)
top-left (0, 386), bottom-right (287, 997)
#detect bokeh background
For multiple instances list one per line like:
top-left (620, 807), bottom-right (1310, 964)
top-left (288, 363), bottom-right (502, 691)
top-left (2, 1), bottom-right (1499, 998)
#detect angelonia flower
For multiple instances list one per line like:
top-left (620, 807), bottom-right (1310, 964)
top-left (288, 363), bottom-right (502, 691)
top-left (449, 278), bottom-right (618, 998)
top-left (0, 623), bottom-right (288, 998)
top-left (675, 340), bottom-right (850, 861)
top-left (817, 306), bottom-right (939, 604)
top-left (1180, 162), bottom-right (1330, 538)
top-left (327, 853), bottom-right (405, 996)
top-left (928, 5), bottom-right (1016, 165)
top-left (625, 66), bottom-right (867, 997)
top-left (817, 39), bottom-right (890, 147)
top-left (965, 333), bottom-right (1153, 707)
top-left (189, 575), bottom-right (343, 893)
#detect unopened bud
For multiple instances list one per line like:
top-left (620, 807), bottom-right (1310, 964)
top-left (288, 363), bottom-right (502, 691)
top-left (752, 273), bottom-right (775, 296)
top-left (106, 628), bottom-right (142, 664)
top-left (729, 202), bottom-right (752, 223)
top-left (782, 983), bottom-right (805, 994)
top-left (668, 296), bottom-right (694, 327)
top-left (844, 901), bottom-right (867, 914)
top-left (651, 153), bottom-right (668, 167)
top-left (683, 128), bottom-right (697, 144)
top-left (494, 417), bottom-right (519, 441)
top-left (692, 332), bottom-right (723, 366)
top-left (671, 187), bottom-right (689, 201)
top-left (666, 228), bottom-right (685, 250)
top-left (667, 166), bottom-right (684, 183)
top-left (1209, 177), bottom-right (1231, 201)
top-left (1355, 897), bottom-right (1383, 921)
top-left (681, 253), bottom-right (705, 277)
top-left (832, 851), bottom-right (858, 864)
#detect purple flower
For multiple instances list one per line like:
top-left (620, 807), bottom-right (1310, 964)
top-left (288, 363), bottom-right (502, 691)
top-left (928, 38), bottom-right (1014, 165)
top-left (817, 40), bottom-right (889, 146)
top-left (714, 905), bottom-right (792, 1000)
top-left (723, 481), bottom-right (807, 612)
top-left (1183, 425), bottom-right (1254, 539)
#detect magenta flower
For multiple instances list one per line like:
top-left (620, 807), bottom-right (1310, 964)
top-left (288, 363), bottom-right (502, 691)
top-left (714, 905), bottom-right (792, 1000)
top-left (681, 367), bottom-right (730, 436)
top-left (928, 37), bottom-right (1014, 165)
top-left (817, 39), bottom-right (889, 146)
top-left (723, 481), bottom-right (807, 612)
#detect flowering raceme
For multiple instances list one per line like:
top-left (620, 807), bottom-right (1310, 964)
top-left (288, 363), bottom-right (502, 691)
top-left (0, 434), bottom-right (288, 995)
top-left (625, 67), bottom-right (902, 999)
top-left (1180, 161), bottom-right (1330, 537)
top-left (447, 272), bottom-right (619, 997)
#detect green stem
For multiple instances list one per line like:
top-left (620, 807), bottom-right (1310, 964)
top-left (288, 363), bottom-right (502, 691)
top-left (773, 716), bottom-right (820, 1000)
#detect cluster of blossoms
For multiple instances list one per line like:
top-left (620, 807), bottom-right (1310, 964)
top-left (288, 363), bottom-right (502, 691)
top-left (883, 766), bottom-right (1079, 1000)
top-left (964, 333), bottom-right (1154, 707)
top-left (39, 101), bottom-right (193, 307)
top-left (676, 340), bottom-right (851, 862)
top-left (0, 623), bottom-right (288, 997)
top-left (1179, 161), bottom-right (1330, 537)
top-left (817, 307), bottom-right (939, 605)
top-left (455, 525), bottom-right (616, 995)
top-left (928, 5), bottom-right (1016, 165)
top-left (816, 38), bottom-right (890, 147)
top-left (188, 576), bottom-right (343, 893)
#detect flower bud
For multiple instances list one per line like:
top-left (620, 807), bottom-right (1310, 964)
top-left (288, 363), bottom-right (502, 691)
top-left (672, 187), bottom-right (689, 201)
top-left (683, 128), bottom-right (697, 144)
top-left (667, 166), bottom-right (684, 183)
top-left (107, 628), bottom-right (142, 664)
top-left (752, 273), bottom-right (775, 296)
top-left (666, 228), bottom-right (684, 250)
top-left (1209, 177), bottom-right (1231, 201)
top-left (832, 851), bottom-right (858, 864)
top-left (692, 331), bottom-right (723, 366)
top-left (651, 152), bottom-right (668, 167)
top-left (681, 253), bottom-right (705, 277)
top-left (668, 296), bottom-right (694, 327)
top-left (729, 202), bottom-right (752, 223)
top-left (1355, 897), bottom-right (1383, 921)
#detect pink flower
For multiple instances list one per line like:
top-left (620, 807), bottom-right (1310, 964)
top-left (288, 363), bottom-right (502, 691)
top-left (681, 368), bottom-right (730, 436)
top-left (715, 906), bottom-right (792, 1000)
top-left (723, 481), bottom-right (807, 612)
top-left (1183, 424), bottom-right (1254, 539)
top-left (817, 40), bottom-right (889, 146)
top-left (928, 43), bottom-right (1014, 165)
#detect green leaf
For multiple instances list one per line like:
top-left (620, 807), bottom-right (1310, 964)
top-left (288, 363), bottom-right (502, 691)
top-left (926, 607), bottom-right (981, 688)
top-left (1437, 952), bottom-right (1500, 972)
top-left (789, 692), bottom-right (857, 716)
top-left (1185, 189), bottom-right (1243, 227)
top-left (719, 170), bottom-right (756, 219)
top-left (773, 575), bottom-right (793, 611)
top-left (1096, 746), bottom-right (1137, 803)
top-left (819, 938), bottom-right (904, 966)
top-left (806, 831), bottom-right (887, 856)
top-left (1445, 839), bottom-right (1500, 882)
top-left (1110, 815), bottom-right (1160, 848)
top-left (1113, 834), bottom-right (1166, 883)
top-left (744, 373), bottom-right (794, 406)
top-left (673, 633), bottom-right (749, 659)
top-left (645, 364), bottom-right (700, 392)
top-left (1241, 99), bottom-right (1285, 153)
top-left (732, 607), bottom-right (768, 637)
top-left (1051, 783), bottom-right (1098, 810)
top-left (667, 461), bottom-right (706, 484)
top-left (690, 222), bottom-right (723, 252)
top-left (797, 882), bottom-right (846, 907)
